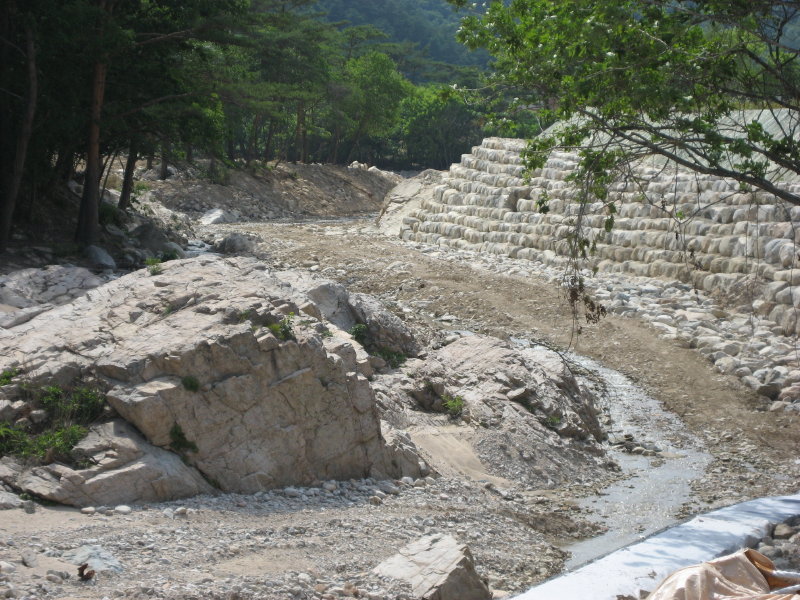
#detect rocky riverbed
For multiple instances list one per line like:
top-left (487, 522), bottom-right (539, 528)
top-left (2, 165), bottom-right (799, 600)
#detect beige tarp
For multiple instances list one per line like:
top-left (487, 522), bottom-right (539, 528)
top-left (647, 549), bottom-right (800, 600)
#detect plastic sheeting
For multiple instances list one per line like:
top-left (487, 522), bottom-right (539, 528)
top-left (647, 549), bottom-right (800, 600)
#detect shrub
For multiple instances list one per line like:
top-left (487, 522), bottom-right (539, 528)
top-left (145, 257), bottom-right (162, 275)
top-left (39, 386), bottom-right (105, 426)
top-left (0, 383), bottom-right (106, 465)
top-left (0, 367), bottom-right (21, 386)
top-left (442, 394), bottom-right (465, 416)
top-left (99, 202), bottom-right (125, 227)
top-left (268, 313), bottom-right (296, 341)
top-left (348, 323), bottom-right (368, 345)
top-left (181, 376), bottom-right (200, 392)
top-left (375, 348), bottom-right (406, 369)
top-left (170, 423), bottom-right (198, 453)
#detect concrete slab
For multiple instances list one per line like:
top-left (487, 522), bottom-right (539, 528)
top-left (514, 492), bottom-right (800, 600)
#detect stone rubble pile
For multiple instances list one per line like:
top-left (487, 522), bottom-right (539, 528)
top-left (0, 475), bottom-right (571, 599)
top-left (755, 519), bottom-right (800, 571)
top-left (401, 137), bottom-right (800, 338)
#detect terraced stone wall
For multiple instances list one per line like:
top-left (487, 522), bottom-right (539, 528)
top-left (401, 137), bottom-right (800, 336)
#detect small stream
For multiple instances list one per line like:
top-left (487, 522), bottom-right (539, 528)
top-left (564, 355), bottom-right (712, 569)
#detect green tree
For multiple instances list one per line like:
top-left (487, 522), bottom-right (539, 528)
top-left (397, 86), bottom-right (482, 169)
top-left (340, 51), bottom-right (411, 163)
top-left (447, 0), bottom-right (800, 207)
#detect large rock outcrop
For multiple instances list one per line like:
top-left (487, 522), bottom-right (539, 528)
top-left (0, 256), bottom-right (408, 504)
top-left (373, 335), bottom-right (609, 489)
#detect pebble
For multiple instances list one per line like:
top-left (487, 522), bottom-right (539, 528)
top-left (114, 505), bottom-right (132, 515)
top-left (0, 562), bottom-right (16, 574)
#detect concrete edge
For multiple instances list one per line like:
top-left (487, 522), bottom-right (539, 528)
top-left (513, 492), bottom-right (800, 600)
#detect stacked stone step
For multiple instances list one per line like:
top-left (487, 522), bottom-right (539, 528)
top-left (401, 137), bottom-right (800, 336)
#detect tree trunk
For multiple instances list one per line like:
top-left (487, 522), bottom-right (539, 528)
top-left (247, 113), bottom-right (263, 162)
top-left (76, 58), bottom-right (108, 246)
top-left (0, 21), bottom-right (37, 253)
top-left (118, 141), bottom-right (138, 211)
top-left (185, 143), bottom-right (193, 163)
top-left (345, 118), bottom-right (367, 164)
top-left (146, 153), bottom-right (154, 170)
top-left (76, 0), bottom-right (116, 246)
top-left (159, 142), bottom-right (170, 180)
top-left (293, 101), bottom-right (306, 163)
top-left (264, 119), bottom-right (276, 162)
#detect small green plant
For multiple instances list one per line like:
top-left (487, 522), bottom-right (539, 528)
top-left (268, 313), bottom-right (296, 341)
top-left (0, 367), bottom-right (21, 386)
top-left (181, 376), bottom-right (200, 392)
top-left (169, 423), bottom-right (198, 453)
top-left (0, 383), bottom-right (106, 464)
top-left (546, 415), bottom-right (561, 427)
top-left (159, 250), bottom-right (180, 262)
top-left (320, 328), bottom-right (333, 338)
top-left (442, 394), bottom-right (465, 416)
top-left (99, 201), bottom-right (125, 227)
top-left (145, 257), bottom-right (163, 275)
top-left (375, 348), bottom-right (406, 369)
top-left (30, 425), bottom-right (88, 462)
top-left (348, 323), bottom-right (368, 345)
top-left (133, 181), bottom-right (150, 198)
top-left (39, 386), bottom-right (105, 425)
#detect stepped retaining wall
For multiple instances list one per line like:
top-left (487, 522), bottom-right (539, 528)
top-left (401, 137), bottom-right (800, 336)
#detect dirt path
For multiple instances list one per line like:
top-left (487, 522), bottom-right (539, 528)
top-left (219, 218), bottom-right (800, 510)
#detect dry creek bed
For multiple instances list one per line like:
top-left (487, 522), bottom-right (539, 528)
top-left (2, 215), bottom-right (800, 600)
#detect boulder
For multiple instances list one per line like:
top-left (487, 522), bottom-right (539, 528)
top-left (62, 545), bottom-right (123, 574)
top-left (275, 270), bottom-right (418, 357)
top-left (381, 423), bottom-right (428, 479)
top-left (372, 335), bottom-right (607, 488)
top-left (8, 420), bottom-right (213, 507)
top-left (0, 256), bottom-right (399, 501)
top-left (199, 208), bottom-right (238, 225)
top-left (0, 265), bottom-right (104, 309)
top-left (0, 490), bottom-right (22, 510)
top-left (350, 293), bottom-right (419, 357)
top-left (213, 232), bottom-right (255, 254)
top-left (373, 534), bottom-right (491, 600)
top-left (84, 245), bottom-right (116, 270)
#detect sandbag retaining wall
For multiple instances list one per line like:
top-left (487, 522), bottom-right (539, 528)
top-left (401, 137), bottom-right (800, 336)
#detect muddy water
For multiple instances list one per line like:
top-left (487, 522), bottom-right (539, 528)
top-left (564, 355), bottom-right (712, 569)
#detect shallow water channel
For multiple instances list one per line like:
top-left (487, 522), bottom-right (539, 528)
top-left (564, 354), bottom-right (712, 569)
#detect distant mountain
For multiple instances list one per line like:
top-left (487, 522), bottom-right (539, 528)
top-left (314, 0), bottom-right (487, 68)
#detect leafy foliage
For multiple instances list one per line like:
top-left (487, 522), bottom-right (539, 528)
top-left (348, 323), bottom-right (368, 345)
top-left (447, 0), bottom-right (800, 207)
top-left (169, 423), bottom-right (199, 454)
top-left (268, 313), bottom-right (296, 341)
top-left (442, 394), bottom-right (464, 416)
top-left (0, 383), bottom-right (105, 465)
top-left (0, 368), bottom-right (21, 386)
top-left (181, 376), bottom-right (200, 392)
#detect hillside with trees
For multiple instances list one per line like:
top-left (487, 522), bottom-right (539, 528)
top-left (2, 0), bottom-right (519, 252)
top-left (314, 0), bottom-right (488, 81)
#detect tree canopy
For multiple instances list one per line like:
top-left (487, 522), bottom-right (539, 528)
top-left (447, 0), bottom-right (800, 207)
